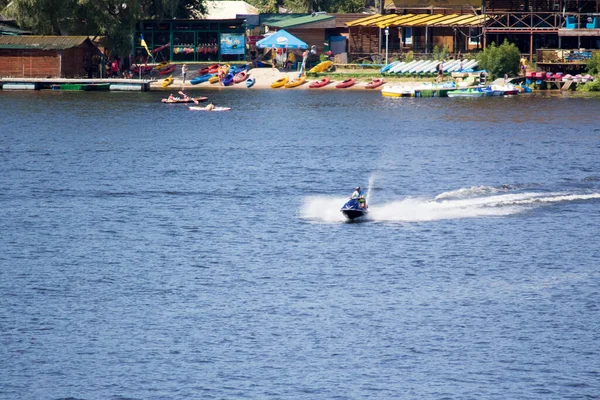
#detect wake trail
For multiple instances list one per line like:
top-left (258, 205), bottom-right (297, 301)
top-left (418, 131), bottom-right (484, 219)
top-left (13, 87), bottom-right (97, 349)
top-left (300, 186), bottom-right (600, 223)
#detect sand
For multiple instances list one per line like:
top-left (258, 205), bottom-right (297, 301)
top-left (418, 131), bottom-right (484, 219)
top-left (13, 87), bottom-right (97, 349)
top-left (151, 67), bottom-right (397, 92)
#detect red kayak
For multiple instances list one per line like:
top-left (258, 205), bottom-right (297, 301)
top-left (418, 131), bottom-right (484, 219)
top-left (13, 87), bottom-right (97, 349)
top-left (233, 71), bottom-right (248, 83)
top-left (198, 63), bottom-right (220, 75)
top-left (365, 78), bottom-right (385, 89)
top-left (309, 77), bottom-right (331, 88)
top-left (131, 65), bottom-right (153, 74)
top-left (336, 78), bottom-right (356, 89)
top-left (158, 64), bottom-right (176, 75)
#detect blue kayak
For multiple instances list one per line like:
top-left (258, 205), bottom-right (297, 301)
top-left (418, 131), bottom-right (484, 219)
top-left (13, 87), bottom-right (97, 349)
top-left (246, 77), bottom-right (255, 88)
top-left (222, 73), bottom-right (234, 86)
top-left (190, 74), bottom-right (214, 85)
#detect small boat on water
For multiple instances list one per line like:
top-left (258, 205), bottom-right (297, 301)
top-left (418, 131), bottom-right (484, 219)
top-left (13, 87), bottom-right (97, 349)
top-left (271, 76), bottom-right (289, 88)
top-left (284, 75), bottom-right (306, 88)
top-left (309, 77), bottom-right (331, 88)
top-left (340, 198), bottom-right (368, 220)
top-left (161, 75), bottom-right (173, 88)
top-left (488, 84), bottom-right (519, 96)
top-left (190, 74), bottom-right (214, 85)
top-left (246, 77), bottom-right (256, 88)
top-left (336, 78), bottom-right (356, 89)
top-left (447, 87), bottom-right (487, 98)
top-left (161, 96), bottom-right (208, 104)
top-left (365, 78), bottom-right (385, 89)
top-left (189, 106), bottom-right (231, 112)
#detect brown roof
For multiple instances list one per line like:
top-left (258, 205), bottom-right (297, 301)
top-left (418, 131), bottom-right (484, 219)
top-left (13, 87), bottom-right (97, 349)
top-left (0, 36), bottom-right (97, 50)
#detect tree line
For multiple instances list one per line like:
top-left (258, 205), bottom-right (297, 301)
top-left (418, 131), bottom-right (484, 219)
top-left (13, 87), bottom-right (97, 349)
top-left (0, 0), bottom-right (372, 55)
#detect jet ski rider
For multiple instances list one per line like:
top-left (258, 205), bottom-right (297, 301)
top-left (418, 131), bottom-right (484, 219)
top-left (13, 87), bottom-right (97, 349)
top-left (351, 186), bottom-right (367, 209)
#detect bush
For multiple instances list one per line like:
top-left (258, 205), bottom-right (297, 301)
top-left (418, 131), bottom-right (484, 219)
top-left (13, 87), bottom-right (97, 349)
top-left (477, 39), bottom-right (521, 79)
top-left (577, 79), bottom-right (600, 92)
top-left (432, 45), bottom-right (450, 61)
top-left (585, 53), bottom-right (600, 75)
top-left (404, 50), bottom-right (414, 63)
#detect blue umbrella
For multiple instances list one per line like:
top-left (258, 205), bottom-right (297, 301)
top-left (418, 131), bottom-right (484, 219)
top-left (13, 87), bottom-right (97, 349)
top-left (256, 29), bottom-right (308, 50)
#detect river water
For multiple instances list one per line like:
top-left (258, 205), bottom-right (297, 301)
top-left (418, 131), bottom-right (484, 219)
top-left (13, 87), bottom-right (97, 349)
top-left (1, 89), bottom-right (599, 399)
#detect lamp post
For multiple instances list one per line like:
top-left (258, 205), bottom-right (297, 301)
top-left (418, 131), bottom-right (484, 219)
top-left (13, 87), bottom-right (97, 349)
top-left (384, 26), bottom-right (389, 65)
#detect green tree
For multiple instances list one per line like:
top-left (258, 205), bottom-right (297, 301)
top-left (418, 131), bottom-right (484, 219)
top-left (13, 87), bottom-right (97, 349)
top-left (284, 0), bottom-right (364, 12)
top-left (585, 52), bottom-right (600, 76)
top-left (476, 39), bottom-right (521, 79)
top-left (3, 0), bottom-right (204, 55)
top-left (245, 0), bottom-right (278, 13)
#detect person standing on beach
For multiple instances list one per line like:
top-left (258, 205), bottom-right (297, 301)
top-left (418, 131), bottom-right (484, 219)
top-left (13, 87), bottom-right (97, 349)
top-left (436, 60), bottom-right (444, 83)
top-left (271, 45), bottom-right (277, 70)
top-left (182, 64), bottom-right (188, 85)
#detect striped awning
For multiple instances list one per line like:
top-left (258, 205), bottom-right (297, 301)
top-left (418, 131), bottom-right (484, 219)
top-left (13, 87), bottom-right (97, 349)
top-left (347, 13), bottom-right (484, 28)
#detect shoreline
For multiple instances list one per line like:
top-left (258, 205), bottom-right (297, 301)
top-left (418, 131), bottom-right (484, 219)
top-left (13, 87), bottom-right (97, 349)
top-left (152, 67), bottom-right (430, 92)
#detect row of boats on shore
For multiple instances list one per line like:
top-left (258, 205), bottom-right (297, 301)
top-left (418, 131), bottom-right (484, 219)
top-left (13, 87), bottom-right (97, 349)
top-left (381, 81), bottom-right (531, 98)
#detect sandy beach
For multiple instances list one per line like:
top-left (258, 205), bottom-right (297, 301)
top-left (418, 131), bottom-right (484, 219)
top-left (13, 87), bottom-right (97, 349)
top-left (151, 66), bottom-right (407, 91)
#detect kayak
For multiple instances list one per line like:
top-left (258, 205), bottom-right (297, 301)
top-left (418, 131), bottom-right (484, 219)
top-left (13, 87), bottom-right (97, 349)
top-left (246, 77), bottom-right (255, 88)
top-left (233, 71), bottom-right (248, 83)
top-left (365, 78), bottom-right (385, 89)
top-left (161, 96), bottom-right (208, 104)
top-left (336, 78), bottom-right (356, 88)
top-left (131, 65), bottom-right (153, 75)
top-left (284, 75), bottom-right (306, 88)
top-left (189, 106), bottom-right (231, 112)
top-left (270, 76), bottom-right (289, 88)
top-left (158, 64), bottom-right (176, 75)
top-left (161, 75), bottom-right (173, 88)
top-left (155, 61), bottom-right (170, 70)
top-left (190, 74), bottom-right (214, 85)
top-left (197, 63), bottom-right (219, 75)
top-left (208, 75), bottom-right (220, 84)
top-left (309, 77), bottom-right (331, 88)
top-left (222, 73), bottom-right (234, 86)
top-left (340, 198), bottom-right (368, 220)
top-left (309, 61), bottom-right (333, 73)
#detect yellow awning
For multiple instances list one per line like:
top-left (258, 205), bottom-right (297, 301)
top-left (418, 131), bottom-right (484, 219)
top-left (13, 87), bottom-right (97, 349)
top-left (375, 14), bottom-right (416, 28)
top-left (346, 14), bottom-right (384, 27)
top-left (379, 13), bottom-right (485, 27)
top-left (377, 14), bottom-right (430, 27)
top-left (350, 13), bottom-right (485, 28)
top-left (404, 14), bottom-right (449, 26)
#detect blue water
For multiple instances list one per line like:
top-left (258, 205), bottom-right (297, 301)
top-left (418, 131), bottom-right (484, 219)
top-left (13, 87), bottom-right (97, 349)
top-left (1, 89), bottom-right (599, 399)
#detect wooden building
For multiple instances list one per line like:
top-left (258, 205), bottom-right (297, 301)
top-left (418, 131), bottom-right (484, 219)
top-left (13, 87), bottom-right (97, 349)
top-left (261, 14), bottom-right (336, 54)
top-left (0, 36), bottom-right (102, 78)
top-left (346, 0), bottom-right (600, 61)
top-left (135, 19), bottom-right (246, 63)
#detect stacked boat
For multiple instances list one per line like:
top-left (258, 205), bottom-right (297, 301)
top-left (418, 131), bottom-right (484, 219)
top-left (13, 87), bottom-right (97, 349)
top-left (380, 59), bottom-right (479, 77)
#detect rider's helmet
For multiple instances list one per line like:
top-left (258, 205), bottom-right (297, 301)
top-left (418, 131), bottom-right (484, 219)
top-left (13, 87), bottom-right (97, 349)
top-left (355, 186), bottom-right (360, 191)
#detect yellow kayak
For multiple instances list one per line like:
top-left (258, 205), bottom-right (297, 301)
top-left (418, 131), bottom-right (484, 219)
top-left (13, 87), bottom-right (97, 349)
top-left (271, 76), bottom-right (289, 88)
top-left (309, 61), bottom-right (333, 73)
top-left (284, 75), bottom-right (306, 88)
top-left (161, 74), bottom-right (173, 88)
top-left (209, 75), bottom-right (220, 84)
top-left (155, 61), bottom-right (170, 70)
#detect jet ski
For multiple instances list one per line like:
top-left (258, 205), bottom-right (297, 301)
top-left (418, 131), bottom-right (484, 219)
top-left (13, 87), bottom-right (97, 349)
top-left (340, 198), bottom-right (368, 220)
